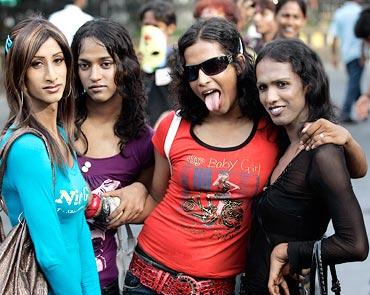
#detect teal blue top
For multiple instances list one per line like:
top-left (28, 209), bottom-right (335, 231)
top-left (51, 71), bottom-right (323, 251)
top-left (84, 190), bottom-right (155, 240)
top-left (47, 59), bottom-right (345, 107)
top-left (0, 130), bottom-right (101, 295)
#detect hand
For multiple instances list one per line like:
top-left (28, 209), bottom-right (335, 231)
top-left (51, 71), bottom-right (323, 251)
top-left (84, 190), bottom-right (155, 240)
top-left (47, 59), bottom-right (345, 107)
top-left (268, 243), bottom-right (290, 295)
top-left (105, 182), bottom-right (148, 228)
top-left (355, 94), bottom-right (370, 120)
top-left (299, 119), bottom-right (350, 151)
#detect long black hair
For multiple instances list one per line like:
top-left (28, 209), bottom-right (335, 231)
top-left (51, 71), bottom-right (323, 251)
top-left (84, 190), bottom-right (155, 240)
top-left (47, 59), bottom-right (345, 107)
top-left (170, 17), bottom-right (264, 125)
top-left (71, 19), bottom-right (147, 154)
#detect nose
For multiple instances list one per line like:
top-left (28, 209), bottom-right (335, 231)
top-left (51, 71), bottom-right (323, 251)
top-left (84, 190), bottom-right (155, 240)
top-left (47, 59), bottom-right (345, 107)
top-left (197, 68), bottom-right (211, 86)
top-left (45, 62), bottom-right (57, 83)
top-left (90, 65), bottom-right (102, 81)
top-left (263, 87), bottom-right (279, 106)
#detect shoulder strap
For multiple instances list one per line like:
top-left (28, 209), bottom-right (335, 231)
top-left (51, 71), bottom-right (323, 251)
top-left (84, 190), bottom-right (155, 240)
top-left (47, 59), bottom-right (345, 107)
top-left (163, 111), bottom-right (181, 174)
top-left (0, 127), bottom-right (52, 215)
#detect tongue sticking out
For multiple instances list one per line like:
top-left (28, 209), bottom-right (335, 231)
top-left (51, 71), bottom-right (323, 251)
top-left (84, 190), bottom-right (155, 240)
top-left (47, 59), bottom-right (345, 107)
top-left (205, 91), bottom-right (221, 112)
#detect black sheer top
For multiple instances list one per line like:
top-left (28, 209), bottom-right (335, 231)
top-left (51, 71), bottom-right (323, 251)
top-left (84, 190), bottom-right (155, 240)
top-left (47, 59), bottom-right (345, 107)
top-left (244, 144), bottom-right (368, 295)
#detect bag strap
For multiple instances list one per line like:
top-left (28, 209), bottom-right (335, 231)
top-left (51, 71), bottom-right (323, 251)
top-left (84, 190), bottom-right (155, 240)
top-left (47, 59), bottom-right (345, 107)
top-left (0, 127), bottom-right (52, 215)
top-left (163, 111), bottom-right (181, 174)
top-left (117, 224), bottom-right (135, 252)
top-left (310, 239), bottom-right (341, 295)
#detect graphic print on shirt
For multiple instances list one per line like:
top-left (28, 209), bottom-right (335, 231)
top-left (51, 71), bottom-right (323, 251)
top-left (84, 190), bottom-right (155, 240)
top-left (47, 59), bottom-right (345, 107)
top-left (55, 186), bottom-right (90, 214)
top-left (181, 170), bottom-right (243, 229)
top-left (88, 179), bottom-right (121, 272)
top-left (180, 154), bottom-right (261, 240)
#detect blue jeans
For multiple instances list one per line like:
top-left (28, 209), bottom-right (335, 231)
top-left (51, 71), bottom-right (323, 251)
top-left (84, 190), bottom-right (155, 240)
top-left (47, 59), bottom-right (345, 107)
top-left (342, 58), bottom-right (364, 119)
top-left (123, 271), bottom-right (158, 295)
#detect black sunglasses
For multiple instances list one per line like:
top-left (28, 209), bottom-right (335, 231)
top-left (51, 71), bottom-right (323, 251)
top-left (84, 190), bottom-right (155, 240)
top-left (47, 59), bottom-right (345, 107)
top-left (185, 55), bottom-right (234, 82)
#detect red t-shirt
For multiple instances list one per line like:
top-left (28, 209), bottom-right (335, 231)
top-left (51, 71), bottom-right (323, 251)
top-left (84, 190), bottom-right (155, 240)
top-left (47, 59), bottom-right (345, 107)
top-left (138, 112), bottom-right (279, 278)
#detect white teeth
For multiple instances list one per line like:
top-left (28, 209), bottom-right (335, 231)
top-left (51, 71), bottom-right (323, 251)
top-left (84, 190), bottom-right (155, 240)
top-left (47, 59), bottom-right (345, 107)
top-left (203, 89), bottom-right (214, 95)
top-left (269, 106), bottom-right (285, 116)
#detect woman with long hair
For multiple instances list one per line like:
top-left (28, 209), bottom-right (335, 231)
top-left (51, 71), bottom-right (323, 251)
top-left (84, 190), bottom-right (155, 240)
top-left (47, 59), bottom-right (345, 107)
top-left (1, 16), bottom-right (100, 294)
top-left (107, 18), bottom-right (367, 295)
top-left (244, 39), bottom-right (368, 295)
top-left (71, 19), bottom-right (154, 294)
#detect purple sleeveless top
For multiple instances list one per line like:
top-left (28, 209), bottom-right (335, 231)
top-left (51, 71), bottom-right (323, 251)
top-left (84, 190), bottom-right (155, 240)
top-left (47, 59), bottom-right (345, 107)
top-left (78, 126), bottom-right (154, 288)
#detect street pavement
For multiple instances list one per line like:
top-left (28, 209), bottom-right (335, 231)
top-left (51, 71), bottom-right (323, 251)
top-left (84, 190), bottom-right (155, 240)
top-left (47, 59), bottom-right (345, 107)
top-left (0, 63), bottom-right (369, 294)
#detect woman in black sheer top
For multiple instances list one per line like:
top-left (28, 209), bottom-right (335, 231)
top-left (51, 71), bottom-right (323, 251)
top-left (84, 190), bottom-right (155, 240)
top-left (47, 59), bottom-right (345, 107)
top-left (244, 39), bottom-right (369, 295)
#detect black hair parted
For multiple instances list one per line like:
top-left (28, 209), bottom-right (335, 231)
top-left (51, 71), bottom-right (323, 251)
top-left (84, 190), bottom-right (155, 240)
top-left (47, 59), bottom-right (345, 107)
top-left (170, 17), bottom-right (264, 125)
top-left (71, 19), bottom-right (147, 154)
top-left (256, 39), bottom-right (336, 123)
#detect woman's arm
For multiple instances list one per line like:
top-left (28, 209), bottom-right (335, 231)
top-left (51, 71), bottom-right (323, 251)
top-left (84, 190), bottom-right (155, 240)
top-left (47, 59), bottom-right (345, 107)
top-left (7, 135), bottom-right (86, 295)
top-left (108, 149), bottom-right (171, 227)
top-left (269, 144), bottom-right (369, 293)
top-left (299, 119), bottom-right (367, 178)
top-left (288, 145), bottom-right (368, 271)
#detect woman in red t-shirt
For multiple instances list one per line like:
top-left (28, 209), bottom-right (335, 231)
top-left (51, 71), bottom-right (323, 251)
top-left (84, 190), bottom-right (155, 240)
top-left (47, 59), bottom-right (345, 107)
top-left (108, 18), bottom-right (366, 295)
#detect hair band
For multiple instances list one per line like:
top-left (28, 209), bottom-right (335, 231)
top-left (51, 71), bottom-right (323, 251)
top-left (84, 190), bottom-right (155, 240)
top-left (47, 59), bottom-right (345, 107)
top-left (5, 35), bottom-right (13, 55)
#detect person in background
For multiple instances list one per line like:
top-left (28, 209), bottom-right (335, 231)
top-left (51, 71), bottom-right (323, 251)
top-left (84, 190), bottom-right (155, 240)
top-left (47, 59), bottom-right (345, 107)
top-left (354, 6), bottom-right (370, 121)
top-left (274, 0), bottom-right (306, 40)
top-left (71, 19), bottom-right (154, 295)
top-left (244, 38), bottom-right (368, 295)
top-left (330, 0), bottom-right (364, 123)
top-left (246, 0), bottom-right (278, 53)
top-left (138, 0), bottom-right (177, 128)
top-left (193, 0), bottom-right (240, 26)
top-left (1, 16), bottom-right (100, 295)
top-left (49, 0), bottom-right (93, 45)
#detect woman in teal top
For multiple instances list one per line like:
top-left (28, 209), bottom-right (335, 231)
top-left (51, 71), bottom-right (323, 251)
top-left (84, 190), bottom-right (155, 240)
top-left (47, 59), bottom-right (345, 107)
top-left (1, 16), bottom-right (100, 295)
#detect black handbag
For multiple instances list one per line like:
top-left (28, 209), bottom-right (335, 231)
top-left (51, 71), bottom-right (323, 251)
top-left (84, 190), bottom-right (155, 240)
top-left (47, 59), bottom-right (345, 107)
top-left (0, 127), bottom-right (49, 295)
top-left (309, 240), bottom-right (341, 295)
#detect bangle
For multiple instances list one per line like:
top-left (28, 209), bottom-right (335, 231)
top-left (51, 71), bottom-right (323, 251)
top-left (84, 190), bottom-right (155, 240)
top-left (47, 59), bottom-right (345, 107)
top-left (85, 194), bottom-right (101, 219)
top-left (95, 196), bottom-right (110, 222)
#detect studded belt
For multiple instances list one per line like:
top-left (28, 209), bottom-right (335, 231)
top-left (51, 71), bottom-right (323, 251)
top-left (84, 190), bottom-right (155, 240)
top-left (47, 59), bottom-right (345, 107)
top-left (130, 252), bottom-right (235, 295)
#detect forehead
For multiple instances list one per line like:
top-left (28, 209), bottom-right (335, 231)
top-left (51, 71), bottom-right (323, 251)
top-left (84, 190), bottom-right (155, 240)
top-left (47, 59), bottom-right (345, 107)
top-left (184, 39), bottom-right (225, 65)
top-left (79, 37), bottom-right (111, 59)
top-left (278, 1), bottom-right (304, 16)
top-left (142, 10), bottom-right (160, 25)
top-left (34, 37), bottom-right (62, 56)
top-left (256, 58), bottom-right (299, 81)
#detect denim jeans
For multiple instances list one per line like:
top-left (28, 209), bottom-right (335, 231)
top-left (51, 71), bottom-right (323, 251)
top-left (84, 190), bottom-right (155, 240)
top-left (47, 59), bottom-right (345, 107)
top-left (342, 58), bottom-right (364, 119)
top-left (101, 279), bottom-right (120, 295)
top-left (123, 271), bottom-right (158, 295)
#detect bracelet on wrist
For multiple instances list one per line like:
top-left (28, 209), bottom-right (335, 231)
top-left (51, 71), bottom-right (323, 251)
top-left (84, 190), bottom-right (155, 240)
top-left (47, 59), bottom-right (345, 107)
top-left (95, 196), bottom-right (110, 223)
top-left (85, 194), bottom-right (101, 219)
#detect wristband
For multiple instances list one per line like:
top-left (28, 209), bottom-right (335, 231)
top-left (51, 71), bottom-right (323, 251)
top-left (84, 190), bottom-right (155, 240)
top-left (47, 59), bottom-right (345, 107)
top-left (85, 194), bottom-right (101, 219)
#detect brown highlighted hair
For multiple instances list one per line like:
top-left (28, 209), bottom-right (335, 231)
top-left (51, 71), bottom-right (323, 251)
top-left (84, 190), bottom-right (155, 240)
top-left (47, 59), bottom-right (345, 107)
top-left (3, 15), bottom-right (75, 167)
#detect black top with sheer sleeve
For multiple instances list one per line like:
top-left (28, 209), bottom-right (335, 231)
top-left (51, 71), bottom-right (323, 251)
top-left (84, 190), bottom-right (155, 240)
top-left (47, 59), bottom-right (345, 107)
top-left (244, 144), bottom-right (368, 295)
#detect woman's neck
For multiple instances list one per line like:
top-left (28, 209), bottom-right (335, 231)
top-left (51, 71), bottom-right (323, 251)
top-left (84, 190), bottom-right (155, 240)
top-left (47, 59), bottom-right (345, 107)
top-left (85, 93), bottom-right (122, 124)
top-left (33, 103), bottom-right (59, 135)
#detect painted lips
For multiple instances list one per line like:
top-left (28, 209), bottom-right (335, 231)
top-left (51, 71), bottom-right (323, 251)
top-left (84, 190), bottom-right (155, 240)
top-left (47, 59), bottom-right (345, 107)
top-left (43, 84), bottom-right (62, 93)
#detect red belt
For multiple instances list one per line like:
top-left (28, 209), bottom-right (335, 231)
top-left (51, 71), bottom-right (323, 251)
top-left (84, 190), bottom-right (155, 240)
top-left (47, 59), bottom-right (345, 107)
top-left (130, 252), bottom-right (235, 295)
